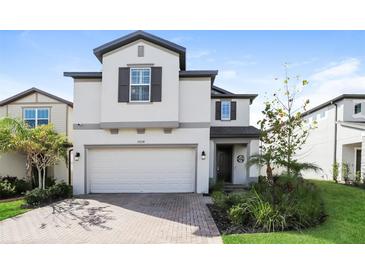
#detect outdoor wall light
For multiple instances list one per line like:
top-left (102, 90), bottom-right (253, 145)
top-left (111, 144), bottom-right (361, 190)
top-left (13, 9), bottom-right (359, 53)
top-left (74, 152), bottom-right (80, 161)
top-left (201, 151), bottom-right (206, 160)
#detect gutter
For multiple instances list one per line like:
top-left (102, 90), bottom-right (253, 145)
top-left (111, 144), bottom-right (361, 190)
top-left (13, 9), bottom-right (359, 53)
top-left (68, 148), bottom-right (73, 185)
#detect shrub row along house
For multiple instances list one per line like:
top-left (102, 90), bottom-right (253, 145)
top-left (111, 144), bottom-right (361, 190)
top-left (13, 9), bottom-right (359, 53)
top-left (0, 30), bottom-right (260, 194)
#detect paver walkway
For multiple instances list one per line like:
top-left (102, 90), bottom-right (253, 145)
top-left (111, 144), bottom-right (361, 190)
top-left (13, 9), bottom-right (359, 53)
top-left (0, 193), bottom-right (222, 244)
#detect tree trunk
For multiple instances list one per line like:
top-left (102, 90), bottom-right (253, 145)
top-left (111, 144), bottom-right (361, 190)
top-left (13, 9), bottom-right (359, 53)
top-left (25, 155), bottom-right (32, 183)
top-left (37, 167), bottom-right (42, 189)
top-left (42, 168), bottom-right (46, 190)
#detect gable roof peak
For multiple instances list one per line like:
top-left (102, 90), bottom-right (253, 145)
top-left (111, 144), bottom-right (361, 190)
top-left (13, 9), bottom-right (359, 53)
top-left (93, 30), bottom-right (186, 70)
top-left (0, 87), bottom-right (73, 107)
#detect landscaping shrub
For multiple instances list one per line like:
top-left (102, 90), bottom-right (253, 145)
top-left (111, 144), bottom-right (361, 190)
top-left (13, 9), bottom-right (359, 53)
top-left (0, 181), bottom-right (16, 198)
top-left (25, 182), bottom-right (72, 207)
top-left (212, 175), bottom-right (325, 233)
top-left (211, 191), bottom-right (228, 209)
top-left (13, 179), bottom-right (32, 194)
top-left (25, 188), bottom-right (50, 206)
top-left (0, 176), bottom-right (32, 195)
top-left (48, 182), bottom-right (72, 200)
top-left (209, 179), bottom-right (224, 193)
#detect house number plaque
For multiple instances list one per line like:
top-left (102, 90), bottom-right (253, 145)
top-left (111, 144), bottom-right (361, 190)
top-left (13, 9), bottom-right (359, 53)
top-left (237, 155), bottom-right (245, 163)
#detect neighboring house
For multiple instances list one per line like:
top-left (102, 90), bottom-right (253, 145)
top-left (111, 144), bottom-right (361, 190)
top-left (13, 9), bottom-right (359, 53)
top-left (298, 94), bottom-right (365, 180)
top-left (0, 87), bottom-right (73, 182)
top-left (65, 30), bottom-right (259, 195)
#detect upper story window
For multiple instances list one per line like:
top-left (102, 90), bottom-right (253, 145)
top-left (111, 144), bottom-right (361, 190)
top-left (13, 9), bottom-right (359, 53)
top-left (354, 103), bottom-right (362, 114)
top-left (23, 108), bottom-right (49, 128)
top-left (130, 68), bottom-right (151, 102)
top-left (221, 101), bottom-right (231, 120)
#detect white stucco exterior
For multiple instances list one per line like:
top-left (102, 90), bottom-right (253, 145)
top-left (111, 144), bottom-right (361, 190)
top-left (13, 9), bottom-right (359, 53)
top-left (66, 31), bottom-right (259, 194)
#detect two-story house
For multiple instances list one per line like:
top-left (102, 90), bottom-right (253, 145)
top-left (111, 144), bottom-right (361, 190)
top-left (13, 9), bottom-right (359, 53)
top-left (298, 94), bottom-right (365, 180)
top-left (65, 30), bottom-right (259, 195)
top-left (0, 87), bottom-right (73, 182)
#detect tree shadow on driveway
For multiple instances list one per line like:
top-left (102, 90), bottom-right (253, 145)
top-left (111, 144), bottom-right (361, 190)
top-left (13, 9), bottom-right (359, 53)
top-left (49, 199), bottom-right (115, 231)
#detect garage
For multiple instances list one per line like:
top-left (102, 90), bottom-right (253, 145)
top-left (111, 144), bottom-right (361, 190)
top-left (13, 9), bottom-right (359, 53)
top-left (86, 146), bottom-right (196, 193)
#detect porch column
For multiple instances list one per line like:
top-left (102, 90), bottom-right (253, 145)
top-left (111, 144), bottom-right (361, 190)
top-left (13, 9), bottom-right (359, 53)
top-left (248, 139), bottom-right (260, 180)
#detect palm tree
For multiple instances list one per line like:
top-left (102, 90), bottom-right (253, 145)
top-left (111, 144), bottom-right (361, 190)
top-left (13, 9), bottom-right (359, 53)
top-left (247, 152), bottom-right (275, 186)
top-left (278, 160), bottom-right (322, 177)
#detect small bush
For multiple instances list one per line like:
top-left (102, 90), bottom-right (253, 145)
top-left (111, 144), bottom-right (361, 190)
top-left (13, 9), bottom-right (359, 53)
top-left (210, 180), bottom-right (224, 193)
top-left (25, 188), bottom-right (50, 206)
top-left (225, 192), bottom-right (248, 208)
top-left (332, 162), bottom-right (339, 182)
top-left (13, 179), bottom-right (32, 194)
top-left (211, 191), bottom-right (228, 209)
top-left (0, 181), bottom-right (16, 198)
top-left (228, 204), bottom-right (250, 225)
top-left (48, 182), bottom-right (72, 200)
top-left (25, 182), bottom-right (72, 207)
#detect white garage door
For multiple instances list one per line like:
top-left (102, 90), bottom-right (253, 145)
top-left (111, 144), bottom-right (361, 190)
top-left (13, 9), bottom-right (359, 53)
top-left (87, 147), bottom-right (196, 193)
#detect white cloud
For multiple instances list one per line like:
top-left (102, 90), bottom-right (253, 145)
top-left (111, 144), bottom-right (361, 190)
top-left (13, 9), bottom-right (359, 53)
top-left (311, 58), bottom-right (360, 81)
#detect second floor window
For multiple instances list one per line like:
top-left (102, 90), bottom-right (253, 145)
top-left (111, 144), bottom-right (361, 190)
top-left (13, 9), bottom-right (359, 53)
top-left (23, 108), bottom-right (49, 128)
top-left (354, 103), bottom-right (362, 114)
top-left (221, 101), bottom-right (231, 120)
top-left (130, 68), bottom-right (151, 102)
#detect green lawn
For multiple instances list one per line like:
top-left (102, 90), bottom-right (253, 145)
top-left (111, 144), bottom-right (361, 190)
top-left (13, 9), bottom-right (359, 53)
top-left (0, 199), bottom-right (29, 221)
top-left (223, 180), bottom-right (365, 244)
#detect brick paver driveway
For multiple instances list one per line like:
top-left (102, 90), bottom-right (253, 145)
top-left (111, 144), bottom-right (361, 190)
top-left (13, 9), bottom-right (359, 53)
top-left (0, 194), bottom-right (222, 244)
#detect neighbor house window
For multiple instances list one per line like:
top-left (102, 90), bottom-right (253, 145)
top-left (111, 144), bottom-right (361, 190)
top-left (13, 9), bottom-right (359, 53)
top-left (354, 103), bottom-right (362, 114)
top-left (221, 101), bottom-right (231, 120)
top-left (130, 68), bottom-right (151, 102)
top-left (23, 108), bottom-right (49, 128)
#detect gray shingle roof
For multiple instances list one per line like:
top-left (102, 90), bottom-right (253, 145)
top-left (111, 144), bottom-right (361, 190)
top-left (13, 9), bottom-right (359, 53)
top-left (302, 94), bottom-right (365, 117)
top-left (0, 87), bottom-right (73, 107)
top-left (210, 126), bottom-right (260, 138)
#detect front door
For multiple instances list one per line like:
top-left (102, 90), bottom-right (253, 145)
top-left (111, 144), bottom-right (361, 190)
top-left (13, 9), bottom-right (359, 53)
top-left (355, 149), bottom-right (362, 174)
top-left (216, 145), bottom-right (233, 182)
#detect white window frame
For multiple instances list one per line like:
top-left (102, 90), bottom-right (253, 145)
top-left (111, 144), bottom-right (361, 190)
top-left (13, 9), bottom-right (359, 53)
top-left (129, 67), bottom-right (151, 102)
top-left (354, 103), bottom-right (362, 115)
top-left (23, 107), bottom-right (50, 128)
top-left (221, 101), bottom-right (231, 121)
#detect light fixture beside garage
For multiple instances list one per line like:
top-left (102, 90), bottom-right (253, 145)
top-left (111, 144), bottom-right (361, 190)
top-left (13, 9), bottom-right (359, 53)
top-left (74, 152), bottom-right (80, 161)
top-left (201, 151), bottom-right (206, 160)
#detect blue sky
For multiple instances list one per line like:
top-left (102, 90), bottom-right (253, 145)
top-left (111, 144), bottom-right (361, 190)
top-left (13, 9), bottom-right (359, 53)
top-left (1, 30), bottom-right (365, 124)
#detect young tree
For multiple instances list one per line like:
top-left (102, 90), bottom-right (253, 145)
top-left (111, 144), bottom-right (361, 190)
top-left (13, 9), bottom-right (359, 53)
top-left (264, 67), bottom-right (316, 175)
top-left (252, 66), bottom-right (317, 190)
top-left (0, 118), bottom-right (71, 189)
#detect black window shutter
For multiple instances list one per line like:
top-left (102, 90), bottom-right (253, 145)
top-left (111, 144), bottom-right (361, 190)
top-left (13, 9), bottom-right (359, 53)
top-left (215, 101), bottom-right (221, 120)
top-left (151, 67), bottom-right (162, 102)
top-left (118, 67), bottom-right (130, 102)
top-left (231, 101), bottom-right (237, 120)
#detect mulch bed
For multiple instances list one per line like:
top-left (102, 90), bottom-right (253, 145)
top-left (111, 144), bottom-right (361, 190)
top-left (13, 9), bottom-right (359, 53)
top-left (207, 204), bottom-right (257, 235)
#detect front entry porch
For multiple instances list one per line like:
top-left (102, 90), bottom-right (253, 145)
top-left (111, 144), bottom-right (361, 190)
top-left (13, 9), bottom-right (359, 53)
top-left (342, 142), bottom-right (362, 180)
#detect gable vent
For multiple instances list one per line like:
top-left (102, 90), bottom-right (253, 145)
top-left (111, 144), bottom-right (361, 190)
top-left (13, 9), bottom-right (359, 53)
top-left (138, 45), bottom-right (144, 57)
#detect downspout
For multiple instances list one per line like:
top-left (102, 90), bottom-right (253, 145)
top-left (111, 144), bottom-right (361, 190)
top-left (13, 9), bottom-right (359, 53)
top-left (332, 102), bottom-right (338, 165)
top-left (68, 148), bottom-right (73, 185)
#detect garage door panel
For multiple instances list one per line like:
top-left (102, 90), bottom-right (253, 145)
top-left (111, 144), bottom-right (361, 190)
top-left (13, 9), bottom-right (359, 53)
top-left (87, 147), bottom-right (196, 193)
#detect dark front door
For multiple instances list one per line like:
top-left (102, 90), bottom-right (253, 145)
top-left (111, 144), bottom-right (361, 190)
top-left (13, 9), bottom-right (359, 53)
top-left (216, 145), bottom-right (233, 182)
top-left (356, 149), bottom-right (362, 173)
